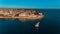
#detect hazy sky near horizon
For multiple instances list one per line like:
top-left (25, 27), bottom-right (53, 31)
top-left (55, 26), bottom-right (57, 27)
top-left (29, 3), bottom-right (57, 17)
top-left (0, 0), bottom-right (60, 8)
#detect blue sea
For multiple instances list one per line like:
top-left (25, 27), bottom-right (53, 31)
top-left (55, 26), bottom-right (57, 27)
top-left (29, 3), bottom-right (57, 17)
top-left (0, 9), bottom-right (60, 34)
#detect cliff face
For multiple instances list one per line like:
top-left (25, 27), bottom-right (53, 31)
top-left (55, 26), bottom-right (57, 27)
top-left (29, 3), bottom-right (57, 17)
top-left (0, 8), bottom-right (43, 21)
top-left (0, 8), bottom-right (36, 17)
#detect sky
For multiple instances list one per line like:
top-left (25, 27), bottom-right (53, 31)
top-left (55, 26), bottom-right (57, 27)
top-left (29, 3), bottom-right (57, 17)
top-left (0, 0), bottom-right (60, 8)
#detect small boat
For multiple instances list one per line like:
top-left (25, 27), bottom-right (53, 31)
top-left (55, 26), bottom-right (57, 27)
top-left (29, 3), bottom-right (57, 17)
top-left (35, 22), bottom-right (40, 28)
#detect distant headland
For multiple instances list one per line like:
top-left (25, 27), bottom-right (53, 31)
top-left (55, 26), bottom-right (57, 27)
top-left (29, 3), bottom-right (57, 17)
top-left (0, 8), bottom-right (43, 21)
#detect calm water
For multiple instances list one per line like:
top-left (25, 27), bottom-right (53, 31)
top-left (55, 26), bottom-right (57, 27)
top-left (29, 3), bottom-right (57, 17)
top-left (0, 9), bottom-right (60, 34)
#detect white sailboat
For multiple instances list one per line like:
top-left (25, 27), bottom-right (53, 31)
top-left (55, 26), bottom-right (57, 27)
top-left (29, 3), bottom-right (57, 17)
top-left (35, 22), bottom-right (40, 28)
top-left (34, 22), bottom-right (40, 32)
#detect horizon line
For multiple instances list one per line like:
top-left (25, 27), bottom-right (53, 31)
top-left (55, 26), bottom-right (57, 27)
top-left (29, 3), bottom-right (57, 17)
top-left (0, 5), bottom-right (60, 9)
